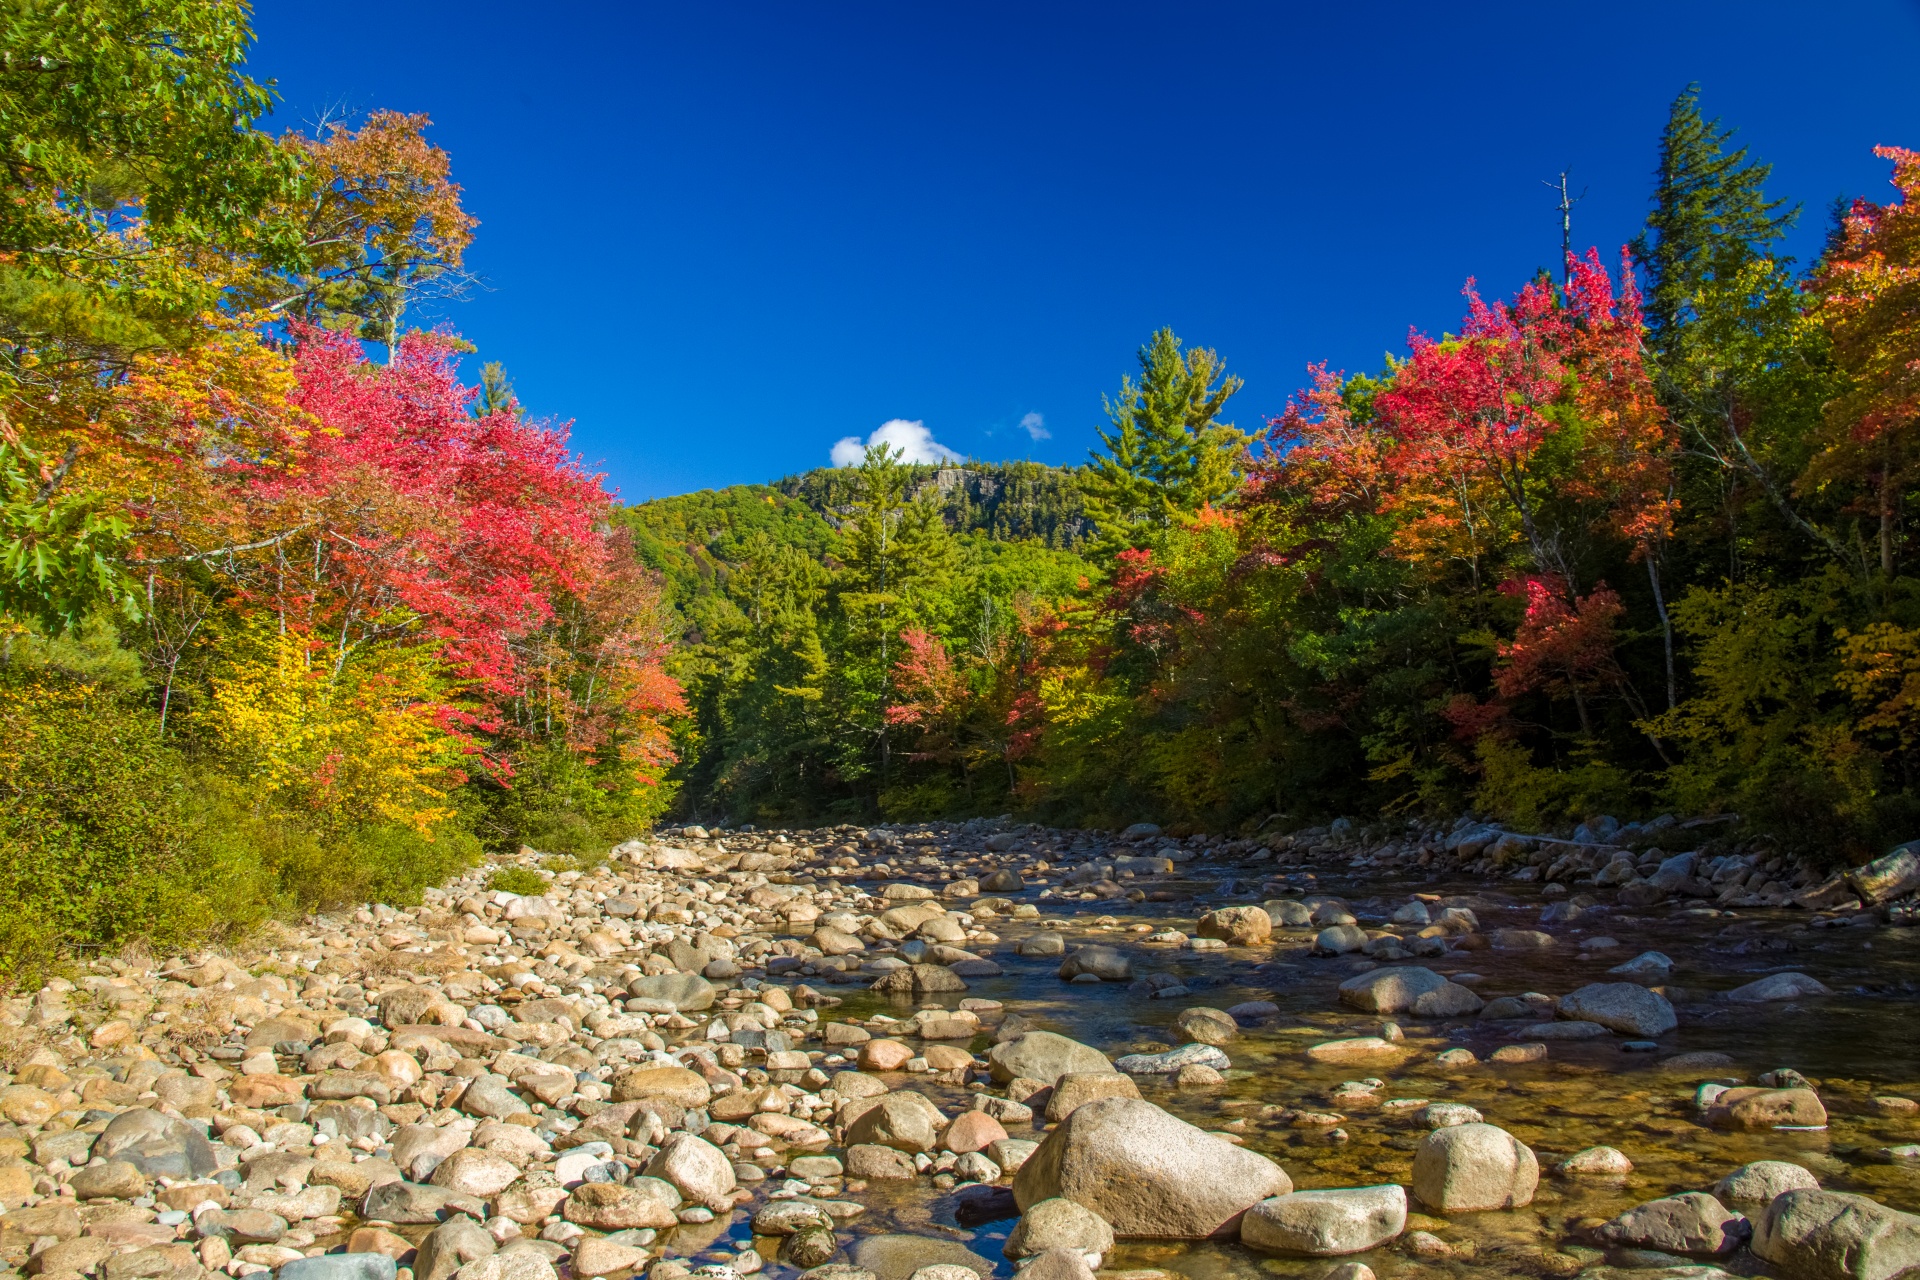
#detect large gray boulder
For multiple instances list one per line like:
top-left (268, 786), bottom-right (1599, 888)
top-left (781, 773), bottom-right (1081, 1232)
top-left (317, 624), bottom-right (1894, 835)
top-left (1848, 844), bottom-right (1920, 905)
top-left (1241, 1185), bottom-right (1407, 1256)
top-left (1596, 1193), bottom-right (1749, 1257)
top-left (1556, 983), bottom-right (1677, 1037)
top-left (1752, 1190), bottom-right (1920, 1280)
top-left (1409, 1123), bottom-right (1538, 1212)
top-left (988, 1031), bottom-right (1112, 1085)
top-left (1013, 1097), bottom-right (1292, 1239)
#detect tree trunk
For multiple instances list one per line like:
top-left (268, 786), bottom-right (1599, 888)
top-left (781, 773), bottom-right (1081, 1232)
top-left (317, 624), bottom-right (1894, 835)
top-left (1646, 552), bottom-right (1677, 711)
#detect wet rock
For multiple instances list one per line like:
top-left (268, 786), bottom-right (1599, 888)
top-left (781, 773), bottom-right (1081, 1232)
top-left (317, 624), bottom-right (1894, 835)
top-left (1752, 1189), bottom-right (1920, 1280)
top-left (1715, 1161), bottom-right (1820, 1203)
top-left (1598, 1193), bottom-right (1749, 1256)
top-left (562, 1177), bottom-right (682, 1230)
top-left (1017, 934), bottom-right (1066, 957)
top-left (1609, 951), bottom-right (1673, 979)
top-left (1240, 1184), bottom-right (1408, 1256)
top-left (1723, 973), bottom-right (1832, 1003)
top-left (1490, 929), bottom-right (1555, 950)
top-left (1057, 946), bottom-right (1131, 982)
top-left (280, 1256), bottom-right (399, 1280)
top-left (1044, 1071), bottom-right (1141, 1122)
top-left (1847, 844), bottom-right (1920, 905)
top-left (1557, 983), bottom-right (1677, 1037)
top-left (980, 869), bottom-right (1025, 892)
top-left (988, 1031), bottom-right (1112, 1085)
top-left (845, 1091), bottom-right (947, 1152)
top-left (1005, 1196), bottom-right (1115, 1263)
top-left (1197, 907), bottom-right (1271, 946)
top-left (849, 1234), bottom-right (996, 1280)
top-left (1338, 967), bottom-right (1447, 1014)
top-left (1264, 900), bottom-right (1314, 927)
top-left (1113, 1043), bottom-right (1230, 1075)
top-left (1314, 926), bottom-right (1368, 955)
top-left (1703, 1087), bottom-right (1828, 1130)
top-left (755, 1199), bottom-right (835, 1238)
top-left (1418, 1102), bottom-right (1483, 1128)
top-left (941, 1110), bottom-right (1009, 1154)
top-left (569, 1237), bottom-right (651, 1277)
top-left (845, 1144), bottom-right (918, 1179)
top-left (870, 963), bottom-right (970, 994)
top-left (1174, 1007), bottom-right (1238, 1045)
top-left (1305, 1037), bottom-right (1402, 1064)
top-left (1481, 993), bottom-right (1555, 1021)
top-left (1410, 1122), bottom-right (1538, 1212)
top-left (1009, 1248), bottom-right (1094, 1280)
top-left (1560, 1146), bottom-right (1633, 1176)
top-left (782, 1228), bottom-right (840, 1268)
top-left (1013, 1096), bottom-right (1292, 1239)
top-left (625, 972), bottom-right (717, 1011)
top-left (1523, 1019), bottom-right (1611, 1040)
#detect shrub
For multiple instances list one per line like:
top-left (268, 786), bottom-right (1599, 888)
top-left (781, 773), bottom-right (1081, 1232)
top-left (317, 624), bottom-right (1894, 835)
top-left (486, 866), bottom-right (548, 895)
top-left (0, 670), bottom-right (276, 984)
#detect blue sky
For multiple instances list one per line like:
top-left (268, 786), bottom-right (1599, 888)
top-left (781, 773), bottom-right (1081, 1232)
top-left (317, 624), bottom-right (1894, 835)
top-left (249, 1), bottom-right (1920, 503)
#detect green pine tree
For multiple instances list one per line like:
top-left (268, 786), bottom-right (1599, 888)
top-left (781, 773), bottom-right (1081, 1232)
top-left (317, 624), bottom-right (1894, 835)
top-left (1083, 327), bottom-right (1247, 551)
top-left (1632, 85), bottom-right (1797, 362)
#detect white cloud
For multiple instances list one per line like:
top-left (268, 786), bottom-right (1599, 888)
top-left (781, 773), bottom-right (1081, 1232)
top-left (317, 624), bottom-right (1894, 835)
top-left (1019, 411), bottom-right (1050, 441)
top-left (830, 418), bottom-right (964, 467)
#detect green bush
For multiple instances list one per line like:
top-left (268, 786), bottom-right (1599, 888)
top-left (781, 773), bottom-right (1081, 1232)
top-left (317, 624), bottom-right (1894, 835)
top-left (486, 866), bottom-right (548, 895)
top-left (473, 741), bottom-right (670, 857)
top-left (0, 643), bottom-right (485, 984)
top-left (0, 671), bottom-right (275, 984)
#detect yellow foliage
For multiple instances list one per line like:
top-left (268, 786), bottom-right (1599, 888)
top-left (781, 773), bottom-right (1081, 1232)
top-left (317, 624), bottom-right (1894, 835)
top-left (1836, 622), bottom-right (1920, 749)
top-left (201, 623), bottom-right (473, 835)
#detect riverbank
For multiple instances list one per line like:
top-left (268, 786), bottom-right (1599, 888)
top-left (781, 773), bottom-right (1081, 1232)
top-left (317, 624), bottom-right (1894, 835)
top-left (0, 818), bottom-right (1915, 1280)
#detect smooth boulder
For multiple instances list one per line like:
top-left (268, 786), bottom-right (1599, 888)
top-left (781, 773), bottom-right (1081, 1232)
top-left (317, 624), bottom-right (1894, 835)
top-left (1556, 983), bottom-right (1677, 1037)
top-left (988, 1032), bottom-right (1112, 1086)
top-left (1241, 1185), bottom-right (1408, 1256)
top-left (1013, 1097), bottom-right (1292, 1239)
top-left (1597, 1193), bottom-right (1750, 1257)
top-left (1752, 1189), bottom-right (1920, 1280)
top-left (1409, 1123), bottom-right (1538, 1212)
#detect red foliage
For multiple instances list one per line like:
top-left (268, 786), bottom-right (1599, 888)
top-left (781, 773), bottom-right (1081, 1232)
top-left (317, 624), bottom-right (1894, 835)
top-left (226, 329), bottom-right (680, 777)
top-left (1492, 574), bottom-right (1626, 703)
top-left (886, 628), bottom-right (962, 730)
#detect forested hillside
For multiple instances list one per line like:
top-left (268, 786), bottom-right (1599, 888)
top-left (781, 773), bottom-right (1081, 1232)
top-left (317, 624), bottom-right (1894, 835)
top-left (636, 92), bottom-right (1920, 867)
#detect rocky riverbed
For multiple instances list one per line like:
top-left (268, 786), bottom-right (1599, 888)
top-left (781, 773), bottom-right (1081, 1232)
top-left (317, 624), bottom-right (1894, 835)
top-left (1, 816), bottom-right (1918, 1280)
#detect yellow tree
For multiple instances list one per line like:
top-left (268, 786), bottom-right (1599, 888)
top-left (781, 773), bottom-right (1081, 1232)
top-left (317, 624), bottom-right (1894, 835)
top-left (1806, 146), bottom-right (1920, 578)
